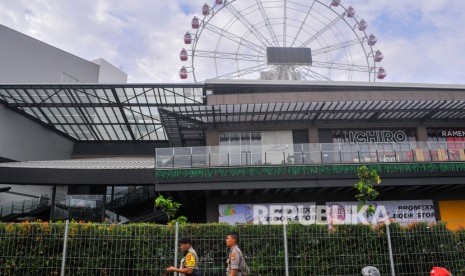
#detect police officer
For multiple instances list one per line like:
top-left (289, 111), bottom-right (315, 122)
top-left (226, 232), bottom-right (249, 276)
top-left (166, 237), bottom-right (199, 276)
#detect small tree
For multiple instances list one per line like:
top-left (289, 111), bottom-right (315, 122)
top-left (354, 165), bottom-right (381, 217)
top-left (155, 195), bottom-right (187, 224)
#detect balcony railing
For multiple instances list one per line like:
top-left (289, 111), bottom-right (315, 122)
top-left (155, 141), bottom-right (465, 169)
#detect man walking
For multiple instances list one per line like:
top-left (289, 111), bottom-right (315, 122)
top-left (225, 232), bottom-right (250, 276)
top-left (166, 237), bottom-right (199, 276)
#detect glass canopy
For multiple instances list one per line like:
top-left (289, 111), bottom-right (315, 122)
top-left (0, 84), bottom-right (205, 142)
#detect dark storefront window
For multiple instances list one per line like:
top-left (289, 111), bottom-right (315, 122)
top-left (427, 129), bottom-right (465, 161)
top-left (319, 128), bottom-right (417, 163)
top-left (219, 132), bottom-right (262, 165)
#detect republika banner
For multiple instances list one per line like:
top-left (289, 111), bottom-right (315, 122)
top-left (219, 202), bottom-right (316, 225)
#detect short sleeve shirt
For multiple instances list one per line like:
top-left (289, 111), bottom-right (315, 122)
top-left (180, 247), bottom-right (198, 276)
top-left (226, 245), bottom-right (244, 276)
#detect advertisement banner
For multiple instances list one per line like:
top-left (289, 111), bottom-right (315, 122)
top-left (219, 202), bottom-right (316, 225)
top-left (326, 200), bottom-right (436, 225)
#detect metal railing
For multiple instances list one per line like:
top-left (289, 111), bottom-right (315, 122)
top-left (53, 186), bottom-right (155, 223)
top-left (0, 220), bottom-right (463, 275)
top-left (156, 141), bottom-right (465, 168)
top-left (0, 195), bottom-right (49, 220)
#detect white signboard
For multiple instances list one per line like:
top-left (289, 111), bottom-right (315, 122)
top-left (219, 202), bottom-right (317, 225)
top-left (326, 200), bottom-right (436, 225)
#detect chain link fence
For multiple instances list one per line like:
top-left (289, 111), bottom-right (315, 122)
top-left (0, 221), bottom-right (464, 275)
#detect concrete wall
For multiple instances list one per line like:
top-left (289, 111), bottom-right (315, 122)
top-left (92, 58), bottom-right (127, 83)
top-left (0, 104), bottom-right (73, 161)
top-left (0, 25), bottom-right (100, 84)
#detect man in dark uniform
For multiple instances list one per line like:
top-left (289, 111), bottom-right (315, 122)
top-left (225, 232), bottom-right (249, 276)
top-left (166, 237), bottom-right (199, 276)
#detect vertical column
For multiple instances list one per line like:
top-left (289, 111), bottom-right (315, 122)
top-left (283, 224), bottom-right (289, 276)
top-left (386, 223), bottom-right (396, 276)
top-left (416, 126), bottom-right (428, 142)
top-left (101, 187), bottom-right (107, 222)
top-left (50, 185), bottom-right (57, 221)
top-left (60, 220), bottom-right (70, 276)
top-left (174, 221), bottom-right (179, 276)
top-left (206, 129), bottom-right (220, 146)
top-left (308, 128), bottom-right (319, 144)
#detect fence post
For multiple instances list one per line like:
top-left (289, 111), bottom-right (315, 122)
top-left (174, 221), bottom-right (179, 276)
top-left (386, 223), bottom-right (396, 276)
top-left (60, 220), bottom-right (70, 276)
top-left (283, 224), bottom-right (289, 276)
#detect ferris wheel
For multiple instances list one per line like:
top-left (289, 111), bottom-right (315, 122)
top-left (179, 0), bottom-right (387, 82)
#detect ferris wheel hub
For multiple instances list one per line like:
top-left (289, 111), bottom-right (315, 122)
top-left (266, 47), bottom-right (312, 66)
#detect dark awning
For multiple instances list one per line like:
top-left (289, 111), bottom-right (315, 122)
top-left (161, 99), bottom-right (465, 127)
top-left (0, 158), bottom-right (154, 185)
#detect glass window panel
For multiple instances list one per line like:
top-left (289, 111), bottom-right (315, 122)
top-left (84, 107), bottom-right (101, 124)
top-left (62, 124), bottom-right (75, 135)
top-left (56, 90), bottom-right (71, 103)
top-left (94, 107), bottom-right (109, 123)
top-left (104, 125), bottom-right (118, 140)
top-left (75, 91), bottom-right (92, 103)
top-left (145, 92), bottom-right (157, 104)
top-left (109, 107), bottom-right (124, 123)
top-left (229, 133), bottom-right (240, 145)
top-left (135, 125), bottom-right (148, 139)
top-left (53, 108), bottom-right (70, 124)
top-left (174, 147), bottom-right (191, 155)
top-left (220, 132), bottom-right (230, 144)
top-left (7, 89), bottom-right (25, 102)
top-left (61, 107), bottom-right (79, 123)
top-left (54, 124), bottom-right (67, 133)
top-left (155, 129), bottom-right (167, 140)
top-left (114, 125), bottom-right (129, 140)
top-left (96, 125), bottom-right (110, 140)
top-left (115, 88), bottom-right (127, 102)
top-left (93, 89), bottom-right (109, 102)
top-left (70, 125), bottom-right (88, 140)
top-left (21, 107), bottom-right (37, 118)
top-left (42, 108), bottom-right (58, 124)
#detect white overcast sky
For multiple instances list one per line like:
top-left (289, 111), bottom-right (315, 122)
top-left (0, 0), bottom-right (464, 84)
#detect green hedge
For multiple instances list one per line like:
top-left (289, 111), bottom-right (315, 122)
top-left (155, 162), bottom-right (465, 180)
top-left (0, 222), bottom-right (464, 275)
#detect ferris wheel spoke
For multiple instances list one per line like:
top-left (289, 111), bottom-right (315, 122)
top-left (224, 3), bottom-right (275, 47)
top-left (290, 1), bottom-right (316, 47)
top-left (216, 64), bottom-right (268, 79)
top-left (255, 0), bottom-right (280, 46)
top-left (283, 0), bottom-right (287, 47)
top-left (300, 13), bottom-right (345, 48)
top-left (202, 23), bottom-right (264, 53)
top-left (187, 0), bottom-right (384, 82)
top-left (194, 50), bottom-right (264, 62)
top-left (311, 60), bottom-right (371, 72)
top-left (295, 67), bottom-right (332, 81)
top-left (311, 38), bottom-right (362, 56)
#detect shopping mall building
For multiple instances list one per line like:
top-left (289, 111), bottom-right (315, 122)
top-left (1, 24), bottom-right (465, 227)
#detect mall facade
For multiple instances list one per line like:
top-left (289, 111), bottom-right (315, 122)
top-left (0, 24), bottom-right (465, 226)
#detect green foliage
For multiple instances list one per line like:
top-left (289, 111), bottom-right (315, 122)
top-left (354, 166), bottom-right (381, 217)
top-left (155, 194), bottom-right (187, 224)
top-left (155, 162), bottom-right (465, 180)
top-left (0, 222), bottom-right (464, 275)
